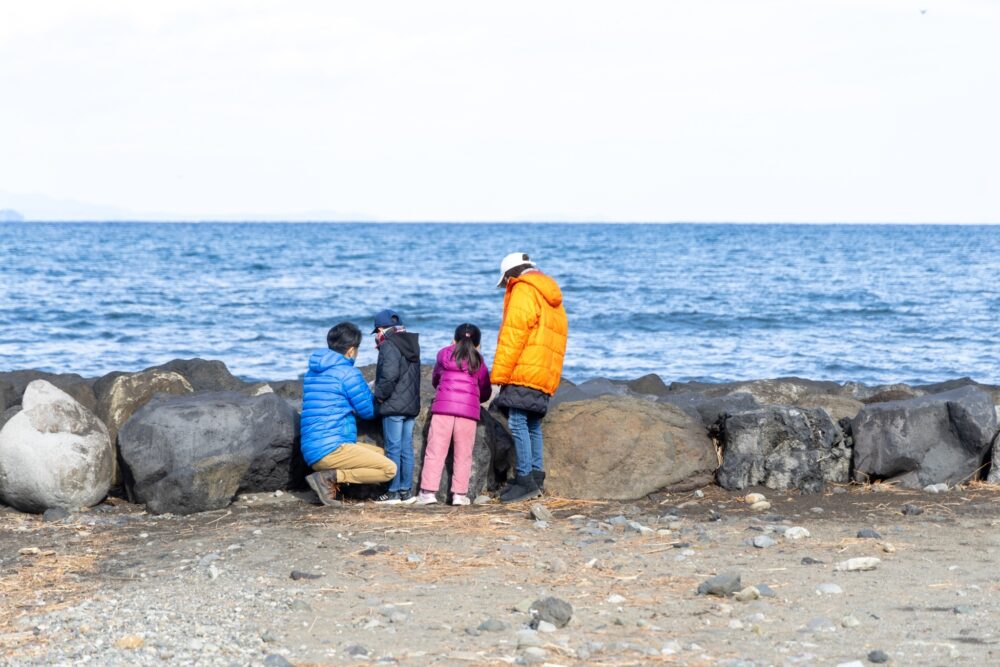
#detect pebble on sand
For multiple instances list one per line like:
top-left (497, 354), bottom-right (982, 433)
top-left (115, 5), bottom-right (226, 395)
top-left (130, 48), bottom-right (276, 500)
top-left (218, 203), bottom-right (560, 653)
top-left (835, 557), bottom-right (881, 572)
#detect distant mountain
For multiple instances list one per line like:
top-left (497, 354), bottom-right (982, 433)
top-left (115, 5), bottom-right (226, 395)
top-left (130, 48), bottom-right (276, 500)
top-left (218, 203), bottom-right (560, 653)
top-left (0, 209), bottom-right (24, 222)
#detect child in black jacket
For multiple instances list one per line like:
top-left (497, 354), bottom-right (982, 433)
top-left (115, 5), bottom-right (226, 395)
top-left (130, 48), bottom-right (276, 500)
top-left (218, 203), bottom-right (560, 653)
top-left (371, 309), bottom-right (421, 504)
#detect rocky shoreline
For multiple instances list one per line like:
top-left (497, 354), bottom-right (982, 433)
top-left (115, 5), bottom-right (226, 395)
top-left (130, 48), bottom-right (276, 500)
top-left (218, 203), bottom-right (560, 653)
top-left (2, 359), bottom-right (999, 516)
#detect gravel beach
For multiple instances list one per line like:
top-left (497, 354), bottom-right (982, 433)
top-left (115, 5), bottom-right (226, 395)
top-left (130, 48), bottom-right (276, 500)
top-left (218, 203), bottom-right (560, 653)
top-left (3, 485), bottom-right (1000, 666)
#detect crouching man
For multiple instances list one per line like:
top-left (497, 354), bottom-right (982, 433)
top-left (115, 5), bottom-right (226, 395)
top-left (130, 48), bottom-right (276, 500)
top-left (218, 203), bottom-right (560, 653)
top-left (301, 322), bottom-right (396, 504)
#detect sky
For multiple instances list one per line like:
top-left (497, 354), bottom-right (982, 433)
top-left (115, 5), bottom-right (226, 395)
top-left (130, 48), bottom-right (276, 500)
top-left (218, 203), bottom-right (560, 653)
top-left (1, 1), bottom-right (998, 222)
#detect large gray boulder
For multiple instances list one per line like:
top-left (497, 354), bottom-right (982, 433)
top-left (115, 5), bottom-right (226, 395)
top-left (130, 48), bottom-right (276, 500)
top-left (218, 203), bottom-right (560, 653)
top-left (94, 369), bottom-right (194, 448)
top-left (853, 387), bottom-right (998, 489)
top-left (0, 370), bottom-right (97, 413)
top-left (717, 406), bottom-right (848, 492)
top-left (542, 396), bottom-right (718, 500)
top-left (118, 391), bottom-right (303, 514)
top-left (0, 381), bottom-right (113, 512)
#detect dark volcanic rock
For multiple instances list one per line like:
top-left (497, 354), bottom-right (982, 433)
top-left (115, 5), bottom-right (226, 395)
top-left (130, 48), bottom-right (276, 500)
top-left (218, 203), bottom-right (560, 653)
top-left (118, 391), bottom-right (303, 514)
top-left (0, 370), bottom-right (97, 413)
top-left (625, 373), bottom-right (669, 396)
top-left (543, 396), bottom-right (718, 499)
top-left (0, 380), bottom-right (13, 412)
top-left (852, 387), bottom-right (997, 489)
top-left (530, 597), bottom-right (573, 628)
top-left (717, 406), bottom-right (848, 492)
top-left (142, 358), bottom-right (247, 393)
top-left (697, 572), bottom-right (741, 596)
top-left (658, 391), bottom-right (760, 428)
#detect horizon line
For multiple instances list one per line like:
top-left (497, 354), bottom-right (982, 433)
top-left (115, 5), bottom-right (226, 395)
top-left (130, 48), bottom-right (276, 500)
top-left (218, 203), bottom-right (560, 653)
top-left (5, 219), bottom-right (1000, 225)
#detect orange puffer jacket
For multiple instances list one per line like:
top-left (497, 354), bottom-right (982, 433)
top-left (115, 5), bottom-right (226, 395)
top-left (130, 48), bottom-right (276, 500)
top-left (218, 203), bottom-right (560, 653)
top-left (491, 271), bottom-right (568, 395)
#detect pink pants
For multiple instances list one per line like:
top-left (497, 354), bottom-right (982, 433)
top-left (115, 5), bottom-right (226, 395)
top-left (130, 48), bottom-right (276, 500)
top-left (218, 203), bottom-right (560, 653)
top-left (420, 414), bottom-right (477, 495)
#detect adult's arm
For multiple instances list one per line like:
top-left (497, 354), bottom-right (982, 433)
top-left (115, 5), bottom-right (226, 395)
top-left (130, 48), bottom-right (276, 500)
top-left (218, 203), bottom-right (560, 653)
top-left (491, 284), bottom-right (538, 385)
top-left (345, 368), bottom-right (376, 420)
top-left (373, 343), bottom-right (401, 401)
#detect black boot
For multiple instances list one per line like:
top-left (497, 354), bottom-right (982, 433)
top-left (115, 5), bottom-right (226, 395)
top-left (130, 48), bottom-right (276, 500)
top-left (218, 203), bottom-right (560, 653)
top-left (531, 470), bottom-right (546, 493)
top-left (500, 474), bottom-right (540, 503)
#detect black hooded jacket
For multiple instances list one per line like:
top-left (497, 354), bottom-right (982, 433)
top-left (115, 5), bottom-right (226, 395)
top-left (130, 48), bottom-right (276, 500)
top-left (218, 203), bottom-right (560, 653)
top-left (374, 331), bottom-right (421, 417)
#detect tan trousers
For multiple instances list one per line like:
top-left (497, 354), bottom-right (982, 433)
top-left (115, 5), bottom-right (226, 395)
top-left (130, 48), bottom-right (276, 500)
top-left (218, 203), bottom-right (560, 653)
top-left (312, 443), bottom-right (397, 485)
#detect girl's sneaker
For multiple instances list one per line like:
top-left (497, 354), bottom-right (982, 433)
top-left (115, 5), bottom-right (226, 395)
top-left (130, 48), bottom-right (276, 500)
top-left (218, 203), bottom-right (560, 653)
top-left (399, 490), bottom-right (417, 505)
top-left (416, 491), bottom-right (438, 505)
top-left (451, 494), bottom-right (471, 506)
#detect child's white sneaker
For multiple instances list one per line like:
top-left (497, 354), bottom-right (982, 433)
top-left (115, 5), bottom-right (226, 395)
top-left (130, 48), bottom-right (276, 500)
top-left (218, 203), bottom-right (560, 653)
top-left (416, 491), bottom-right (438, 505)
top-left (451, 494), bottom-right (470, 506)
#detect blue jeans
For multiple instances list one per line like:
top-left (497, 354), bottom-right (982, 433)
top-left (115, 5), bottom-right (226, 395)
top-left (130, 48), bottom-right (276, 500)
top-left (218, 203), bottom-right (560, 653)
top-left (382, 415), bottom-right (415, 494)
top-left (508, 408), bottom-right (544, 477)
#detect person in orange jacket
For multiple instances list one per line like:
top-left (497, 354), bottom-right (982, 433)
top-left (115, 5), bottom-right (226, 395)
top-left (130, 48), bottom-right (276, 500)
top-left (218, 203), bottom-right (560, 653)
top-left (491, 252), bottom-right (568, 502)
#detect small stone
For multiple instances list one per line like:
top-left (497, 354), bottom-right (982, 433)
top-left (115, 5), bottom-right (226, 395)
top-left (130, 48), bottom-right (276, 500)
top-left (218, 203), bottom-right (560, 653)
top-left (529, 597), bottom-right (573, 628)
top-left (744, 493), bottom-right (766, 504)
top-left (264, 656), bottom-right (294, 667)
top-left (345, 644), bottom-right (370, 657)
top-left (868, 649), bottom-right (889, 663)
top-left (694, 489), bottom-right (705, 498)
top-left (477, 618), bottom-right (507, 632)
top-left (290, 570), bottom-right (322, 580)
top-left (42, 507), bottom-right (71, 523)
top-left (902, 504), bottom-right (924, 516)
top-left (289, 600), bottom-right (313, 612)
top-left (810, 507), bottom-right (824, 514)
top-left (953, 605), bottom-right (974, 614)
top-left (698, 572), bottom-right (741, 597)
top-left (389, 611), bottom-right (408, 624)
top-left (609, 515), bottom-right (629, 526)
top-left (756, 583), bottom-right (776, 598)
top-left (816, 583), bottom-right (843, 595)
top-left (661, 639), bottom-right (682, 655)
top-left (801, 556), bottom-right (824, 565)
top-left (464, 626), bottom-right (480, 637)
top-left (530, 504), bottom-right (554, 522)
top-left (750, 501), bottom-right (771, 511)
top-left (533, 520), bottom-right (548, 530)
top-left (260, 630), bottom-right (278, 643)
top-left (115, 635), bottom-right (144, 650)
top-left (733, 586), bottom-right (760, 602)
top-left (473, 495), bottom-right (492, 505)
top-left (273, 490), bottom-right (284, 497)
top-left (880, 542), bottom-right (896, 553)
top-left (841, 614), bottom-right (861, 628)
top-left (835, 557), bottom-right (881, 572)
top-left (606, 594), bottom-right (626, 604)
top-left (536, 620), bottom-right (557, 633)
top-left (856, 528), bottom-right (882, 539)
top-left (784, 526), bottom-right (810, 540)
top-left (751, 535), bottom-right (776, 549)
top-left (406, 553), bottom-right (423, 563)
top-left (522, 646), bottom-right (547, 662)
top-left (803, 617), bottom-right (837, 633)
top-left (513, 597), bottom-right (535, 613)
top-left (923, 483), bottom-right (949, 493)
top-left (835, 662), bottom-right (864, 667)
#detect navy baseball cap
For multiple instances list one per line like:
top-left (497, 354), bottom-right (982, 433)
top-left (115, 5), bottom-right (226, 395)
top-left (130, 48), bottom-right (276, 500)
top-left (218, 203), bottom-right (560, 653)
top-left (371, 309), bottom-right (402, 333)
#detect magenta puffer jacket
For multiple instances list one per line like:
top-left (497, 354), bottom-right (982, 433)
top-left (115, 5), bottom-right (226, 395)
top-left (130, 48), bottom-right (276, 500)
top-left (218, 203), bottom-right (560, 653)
top-left (431, 345), bottom-right (492, 421)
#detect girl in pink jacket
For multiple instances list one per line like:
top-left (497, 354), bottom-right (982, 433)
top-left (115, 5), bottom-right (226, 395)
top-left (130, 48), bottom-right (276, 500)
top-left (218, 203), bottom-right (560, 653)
top-left (417, 323), bottom-right (492, 505)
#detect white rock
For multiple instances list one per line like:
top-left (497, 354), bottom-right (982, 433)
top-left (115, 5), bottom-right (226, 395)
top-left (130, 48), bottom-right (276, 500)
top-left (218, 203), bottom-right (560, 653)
top-left (835, 557), bottom-right (881, 572)
top-left (744, 492), bottom-right (767, 504)
top-left (784, 526), bottom-right (810, 540)
top-left (606, 594), bottom-right (627, 604)
top-left (835, 661), bottom-right (865, 667)
top-left (0, 381), bottom-right (113, 512)
top-left (924, 483), bottom-right (949, 493)
top-left (694, 489), bottom-right (705, 498)
top-left (750, 500), bottom-right (771, 511)
top-left (733, 586), bottom-right (760, 602)
top-left (816, 583), bottom-right (843, 595)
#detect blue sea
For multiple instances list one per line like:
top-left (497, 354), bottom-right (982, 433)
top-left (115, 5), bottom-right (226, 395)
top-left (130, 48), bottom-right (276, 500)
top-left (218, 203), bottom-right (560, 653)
top-left (1, 223), bottom-right (998, 385)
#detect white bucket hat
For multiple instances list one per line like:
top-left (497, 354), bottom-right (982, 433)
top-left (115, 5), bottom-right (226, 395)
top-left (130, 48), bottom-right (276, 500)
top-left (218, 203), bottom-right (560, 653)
top-left (496, 252), bottom-right (536, 288)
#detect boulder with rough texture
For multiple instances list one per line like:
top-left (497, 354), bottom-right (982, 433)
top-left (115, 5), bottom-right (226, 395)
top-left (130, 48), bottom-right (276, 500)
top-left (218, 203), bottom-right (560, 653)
top-left (625, 373), bottom-right (669, 397)
top-left (142, 358), bottom-right (247, 392)
top-left (658, 391), bottom-right (760, 428)
top-left (853, 387), bottom-right (997, 488)
top-left (118, 391), bottom-right (303, 514)
top-left (0, 381), bottom-right (113, 512)
top-left (793, 394), bottom-right (864, 423)
top-left (542, 396), bottom-right (718, 500)
top-left (717, 406), bottom-right (848, 492)
top-left (0, 370), bottom-right (97, 413)
top-left (94, 369), bottom-right (194, 446)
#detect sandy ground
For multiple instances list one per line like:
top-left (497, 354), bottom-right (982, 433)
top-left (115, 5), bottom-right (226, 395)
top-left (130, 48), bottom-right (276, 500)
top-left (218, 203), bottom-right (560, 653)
top-left (3, 484), bottom-right (1000, 667)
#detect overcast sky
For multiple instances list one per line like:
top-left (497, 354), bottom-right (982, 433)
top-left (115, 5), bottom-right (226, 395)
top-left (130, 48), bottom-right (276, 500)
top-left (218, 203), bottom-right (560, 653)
top-left (1, 1), bottom-right (998, 222)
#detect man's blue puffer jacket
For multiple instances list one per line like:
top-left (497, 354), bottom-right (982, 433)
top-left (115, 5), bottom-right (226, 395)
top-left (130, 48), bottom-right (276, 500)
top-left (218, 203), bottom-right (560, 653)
top-left (300, 349), bottom-right (376, 466)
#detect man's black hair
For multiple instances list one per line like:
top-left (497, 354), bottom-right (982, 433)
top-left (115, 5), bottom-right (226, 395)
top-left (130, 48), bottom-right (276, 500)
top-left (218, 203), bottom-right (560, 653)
top-left (327, 322), bottom-right (362, 353)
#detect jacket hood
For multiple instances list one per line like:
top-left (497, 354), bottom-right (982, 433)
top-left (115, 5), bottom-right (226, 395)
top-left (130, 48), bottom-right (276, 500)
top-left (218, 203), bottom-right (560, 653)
top-left (387, 331), bottom-right (421, 363)
top-left (308, 349), bottom-right (354, 373)
top-left (513, 271), bottom-right (563, 308)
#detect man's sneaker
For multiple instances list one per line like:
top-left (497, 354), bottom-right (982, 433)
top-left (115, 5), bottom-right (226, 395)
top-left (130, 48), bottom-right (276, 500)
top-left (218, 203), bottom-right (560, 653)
top-left (305, 470), bottom-right (340, 506)
top-left (451, 494), bottom-right (471, 506)
top-left (416, 491), bottom-right (438, 505)
top-left (374, 491), bottom-right (402, 504)
top-left (531, 470), bottom-right (546, 493)
top-left (399, 490), bottom-right (417, 505)
top-left (499, 474), bottom-right (540, 503)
